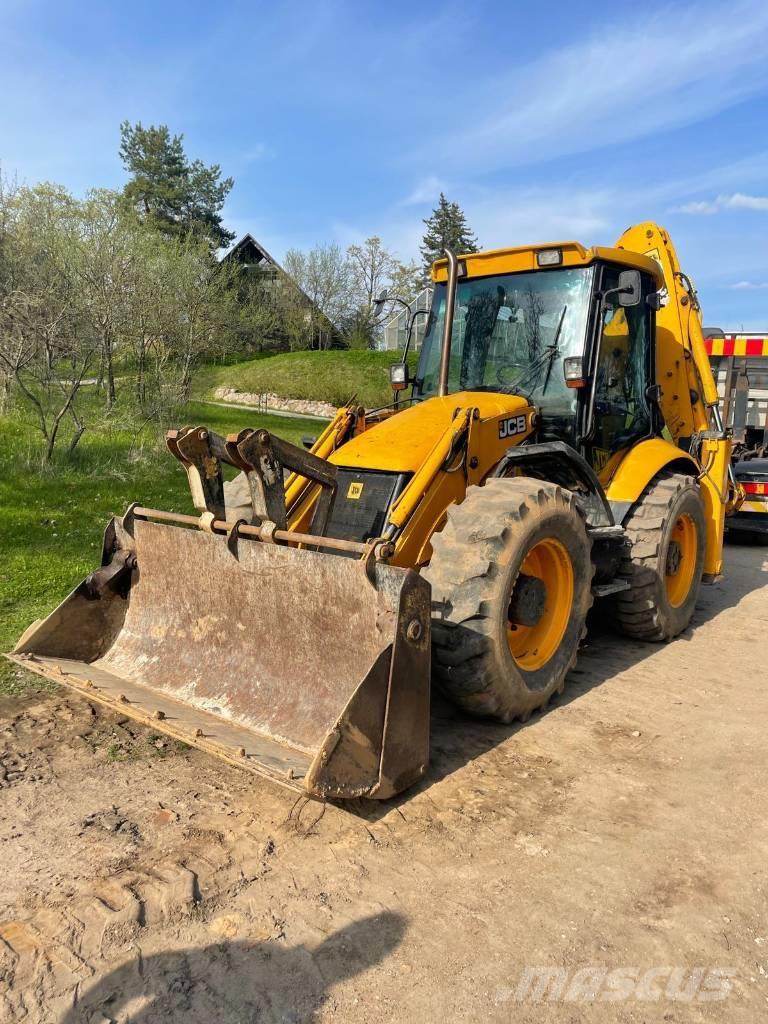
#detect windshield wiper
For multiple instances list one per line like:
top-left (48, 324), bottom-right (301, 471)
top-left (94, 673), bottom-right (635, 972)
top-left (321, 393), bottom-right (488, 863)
top-left (540, 304), bottom-right (567, 395)
top-left (502, 304), bottom-right (568, 400)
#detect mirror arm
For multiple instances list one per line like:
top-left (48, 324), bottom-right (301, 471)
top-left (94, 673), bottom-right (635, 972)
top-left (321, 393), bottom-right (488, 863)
top-left (402, 308), bottom-right (429, 363)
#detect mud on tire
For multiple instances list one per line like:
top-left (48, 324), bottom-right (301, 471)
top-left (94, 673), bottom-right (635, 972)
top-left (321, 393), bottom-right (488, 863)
top-left (611, 471), bottom-right (705, 641)
top-left (423, 478), bottom-right (593, 723)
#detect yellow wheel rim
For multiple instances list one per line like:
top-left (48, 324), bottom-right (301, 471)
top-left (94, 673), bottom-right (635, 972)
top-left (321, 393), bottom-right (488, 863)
top-left (507, 538), bottom-right (574, 672)
top-left (665, 513), bottom-right (698, 608)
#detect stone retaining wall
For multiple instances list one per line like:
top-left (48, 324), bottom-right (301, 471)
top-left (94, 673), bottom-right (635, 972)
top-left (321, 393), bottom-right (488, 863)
top-left (214, 386), bottom-right (336, 419)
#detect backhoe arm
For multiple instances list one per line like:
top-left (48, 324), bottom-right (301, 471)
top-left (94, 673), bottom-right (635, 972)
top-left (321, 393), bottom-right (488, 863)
top-left (617, 222), bottom-right (738, 579)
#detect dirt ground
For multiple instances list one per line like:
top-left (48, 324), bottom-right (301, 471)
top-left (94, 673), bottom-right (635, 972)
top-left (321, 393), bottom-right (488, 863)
top-left (1, 541), bottom-right (767, 1023)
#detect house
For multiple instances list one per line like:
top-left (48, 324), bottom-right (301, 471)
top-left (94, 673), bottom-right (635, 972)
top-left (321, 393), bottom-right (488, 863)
top-left (223, 234), bottom-right (341, 349)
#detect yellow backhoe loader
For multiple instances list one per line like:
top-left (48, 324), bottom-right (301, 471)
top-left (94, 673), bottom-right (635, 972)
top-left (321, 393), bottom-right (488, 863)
top-left (7, 222), bottom-right (741, 800)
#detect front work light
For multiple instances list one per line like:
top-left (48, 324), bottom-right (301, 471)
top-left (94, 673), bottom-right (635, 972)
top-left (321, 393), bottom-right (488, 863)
top-left (536, 249), bottom-right (562, 267)
top-left (390, 361), bottom-right (409, 391)
top-left (563, 356), bottom-right (586, 389)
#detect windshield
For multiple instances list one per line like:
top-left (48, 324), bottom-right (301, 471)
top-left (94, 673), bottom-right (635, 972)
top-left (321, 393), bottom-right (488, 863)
top-left (415, 266), bottom-right (594, 437)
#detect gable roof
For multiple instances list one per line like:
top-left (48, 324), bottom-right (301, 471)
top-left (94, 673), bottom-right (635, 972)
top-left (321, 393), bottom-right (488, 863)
top-left (222, 233), bottom-right (281, 270)
top-left (222, 233), bottom-right (340, 336)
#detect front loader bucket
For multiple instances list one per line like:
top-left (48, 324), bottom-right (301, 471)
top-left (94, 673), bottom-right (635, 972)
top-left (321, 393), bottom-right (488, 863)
top-left (7, 510), bottom-right (431, 800)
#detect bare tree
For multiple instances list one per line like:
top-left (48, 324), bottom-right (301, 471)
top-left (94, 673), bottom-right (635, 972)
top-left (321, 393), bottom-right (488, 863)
top-left (0, 179), bottom-right (291, 457)
top-left (62, 190), bottom-right (137, 409)
top-left (388, 259), bottom-right (423, 306)
top-left (0, 185), bottom-right (99, 461)
top-left (346, 237), bottom-right (394, 346)
top-left (284, 244), bottom-right (351, 349)
top-left (171, 238), bottom-right (240, 399)
top-left (0, 168), bottom-right (21, 412)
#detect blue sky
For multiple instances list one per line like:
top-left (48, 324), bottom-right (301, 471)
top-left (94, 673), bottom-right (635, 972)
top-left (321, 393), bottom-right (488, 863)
top-left (3, 0), bottom-right (768, 327)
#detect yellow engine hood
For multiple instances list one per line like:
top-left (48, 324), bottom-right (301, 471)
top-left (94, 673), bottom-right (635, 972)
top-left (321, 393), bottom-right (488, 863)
top-left (329, 392), bottom-right (530, 474)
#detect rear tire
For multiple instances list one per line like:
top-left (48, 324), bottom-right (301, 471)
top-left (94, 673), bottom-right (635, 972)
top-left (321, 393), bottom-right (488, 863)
top-left (611, 471), bottom-right (705, 641)
top-left (423, 478), bottom-right (593, 722)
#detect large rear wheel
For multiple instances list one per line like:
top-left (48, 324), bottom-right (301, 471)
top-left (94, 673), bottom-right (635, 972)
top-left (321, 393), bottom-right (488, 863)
top-left (423, 478), bottom-right (593, 722)
top-left (611, 471), bottom-right (705, 641)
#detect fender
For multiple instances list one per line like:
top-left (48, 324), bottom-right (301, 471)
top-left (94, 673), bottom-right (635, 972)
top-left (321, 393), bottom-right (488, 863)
top-left (492, 441), bottom-right (614, 528)
top-left (604, 437), bottom-right (699, 523)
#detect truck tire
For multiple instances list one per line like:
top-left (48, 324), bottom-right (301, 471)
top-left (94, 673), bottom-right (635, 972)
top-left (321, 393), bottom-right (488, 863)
top-left (423, 478), bottom-right (593, 723)
top-left (611, 471), bottom-right (705, 641)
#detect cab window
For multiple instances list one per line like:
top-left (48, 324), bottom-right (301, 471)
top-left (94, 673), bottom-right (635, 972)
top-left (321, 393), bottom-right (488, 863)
top-left (588, 267), bottom-right (653, 473)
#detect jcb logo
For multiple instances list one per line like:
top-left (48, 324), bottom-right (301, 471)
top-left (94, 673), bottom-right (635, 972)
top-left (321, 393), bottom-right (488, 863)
top-left (498, 415), bottom-right (527, 440)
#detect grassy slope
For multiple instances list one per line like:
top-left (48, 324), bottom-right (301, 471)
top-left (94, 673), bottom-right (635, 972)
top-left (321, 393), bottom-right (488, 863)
top-left (0, 402), bottom-right (322, 694)
top-left (197, 350), bottom-right (417, 410)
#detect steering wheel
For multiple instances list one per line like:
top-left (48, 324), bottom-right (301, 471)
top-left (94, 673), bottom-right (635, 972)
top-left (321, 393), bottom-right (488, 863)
top-left (496, 362), bottom-right (529, 386)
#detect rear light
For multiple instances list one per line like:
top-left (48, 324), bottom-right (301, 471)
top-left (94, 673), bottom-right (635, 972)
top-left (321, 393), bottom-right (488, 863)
top-left (741, 481), bottom-right (768, 495)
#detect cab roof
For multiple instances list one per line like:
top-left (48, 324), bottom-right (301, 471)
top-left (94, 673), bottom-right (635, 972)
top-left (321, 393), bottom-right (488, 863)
top-left (431, 241), bottom-right (664, 287)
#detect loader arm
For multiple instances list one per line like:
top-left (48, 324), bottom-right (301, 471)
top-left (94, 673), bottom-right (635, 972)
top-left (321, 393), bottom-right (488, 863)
top-left (617, 222), bottom-right (737, 578)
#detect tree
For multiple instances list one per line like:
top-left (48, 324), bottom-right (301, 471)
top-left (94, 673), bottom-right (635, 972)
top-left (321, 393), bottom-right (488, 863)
top-left (0, 169), bottom-right (20, 411)
top-left (283, 244), bottom-right (351, 350)
top-left (64, 190), bottom-right (138, 409)
top-left (0, 184), bottom-right (100, 461)
top-left (0, 179), bottom-right (256, 457)
top-left (119, 121), bottom-right (235, 251)
top-left (420, 193), bottom-right (478, 279)
top-left (168, 237), bottom-right (242, 400)
top-left (346, 237), bottom-right (395, 349)
top-left (389, 259), bottom-right (423, 306)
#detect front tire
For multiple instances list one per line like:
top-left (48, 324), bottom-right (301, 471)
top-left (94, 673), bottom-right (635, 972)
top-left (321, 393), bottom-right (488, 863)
top-left (423, 478), bottom-right (593, 723)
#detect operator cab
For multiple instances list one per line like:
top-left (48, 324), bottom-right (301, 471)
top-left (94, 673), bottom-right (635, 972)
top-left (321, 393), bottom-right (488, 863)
top-left (408, 249), bottom-right (662, 477)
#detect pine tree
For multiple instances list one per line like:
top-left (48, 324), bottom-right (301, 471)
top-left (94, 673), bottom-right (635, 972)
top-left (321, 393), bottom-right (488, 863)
top-left (419, 193), bottom-right (478, 278)
top-left (119, 121), bottom-right (235, 251)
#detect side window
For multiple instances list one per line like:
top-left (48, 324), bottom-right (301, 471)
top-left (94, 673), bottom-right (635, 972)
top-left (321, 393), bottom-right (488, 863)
top-left (589, 268), bottom-right (652, 473)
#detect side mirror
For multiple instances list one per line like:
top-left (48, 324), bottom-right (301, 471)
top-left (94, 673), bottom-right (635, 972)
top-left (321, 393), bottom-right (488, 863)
top-left (390, 361), bottom-right (410, 392)
top-left (617, 269), bottom-right (641, 307)
top-left (372, 289), bottom-right (389, 319)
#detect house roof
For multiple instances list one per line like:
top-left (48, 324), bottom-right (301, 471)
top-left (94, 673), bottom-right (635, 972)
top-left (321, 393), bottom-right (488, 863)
top-left (222, 233), bottom-right (340, 335)
top-left (222, 233), bottom-right (282, 270)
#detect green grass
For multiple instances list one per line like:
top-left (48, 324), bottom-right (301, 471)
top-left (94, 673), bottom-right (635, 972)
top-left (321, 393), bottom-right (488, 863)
top-left (196, 349), bottom-right (418, 410)
top-left (0, 400), bottom-right (323, 696)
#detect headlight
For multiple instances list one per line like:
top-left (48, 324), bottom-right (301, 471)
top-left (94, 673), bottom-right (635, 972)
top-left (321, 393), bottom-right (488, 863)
top-left (389, 362), bottom-right (409, 390)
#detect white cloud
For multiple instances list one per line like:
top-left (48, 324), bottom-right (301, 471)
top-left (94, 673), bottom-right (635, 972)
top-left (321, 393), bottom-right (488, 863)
top-left (401, 176), bottom-right (448, 206)
top-left (673, 192), bottom-right (768, 214)
top-left (729, 280), bottom-right (768, 290)
top-left (721, 192), bottom-right (768, 211)
top-left (421, 1), bottom-right (768, 172)
top-left (462, 189), bottom-right (612, 249)
top-left (243, 143), bottom-right (276, 163)
top-left (673, 200), bottom-right (719, 215)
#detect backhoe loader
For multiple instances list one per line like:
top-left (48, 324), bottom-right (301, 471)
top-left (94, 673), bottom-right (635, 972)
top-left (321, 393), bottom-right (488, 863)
top-left (8, 223), bottom-right (741, 800)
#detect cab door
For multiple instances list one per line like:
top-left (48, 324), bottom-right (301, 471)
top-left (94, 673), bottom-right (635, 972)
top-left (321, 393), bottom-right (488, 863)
top-left (585, 265), bottom-right (656, 481)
